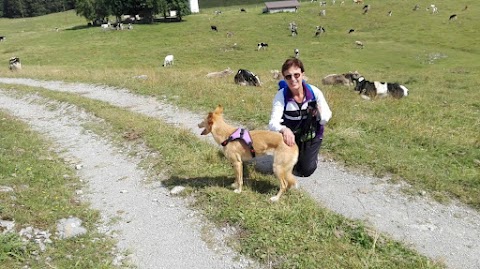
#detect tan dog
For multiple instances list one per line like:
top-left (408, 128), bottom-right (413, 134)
top-left (198, 105), bottom-right (299, 202)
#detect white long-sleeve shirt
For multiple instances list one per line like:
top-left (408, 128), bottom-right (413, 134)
top-left (268, 83), bottom-right (332, 132)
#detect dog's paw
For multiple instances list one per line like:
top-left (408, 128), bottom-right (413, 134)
top-left (269, 196), bottom-right (280, 202)
top-left (231, 182), bottom-right (238, 189)
top-left (234, 189), bottom-right (242, 194)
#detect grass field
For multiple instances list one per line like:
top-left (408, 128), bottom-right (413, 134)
top-left (1, 0), bottom-right (477, 208)
top-left (0, 0), bottom-right (478, 268)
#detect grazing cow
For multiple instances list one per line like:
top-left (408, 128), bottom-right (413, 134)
top-left (413, 4), bottom-right (420, 11)
top-left (315, 26), bottom-right (326, 36)
top-left (294, 48), bottom-right (300, 59)
top-left (206, 67), bottom-right (233, 78)
top-left (211, 25), bottom-right (218, 32)
top-left (162, 55), bottom-right (174, 67)
top-left (234, 69), bottom-right (261, 87)
top-left (289, 22), bottom-right (298, 36)
top-left (0, 36), bottom-right (5, 42)
top-left (9, 57), bottom-right (21, 71)
top-left (353, 76), bottom-right (409, 100)
top-left (320, 9), bottom-right (326, 16)
top-left (240, 8), bottom-right (246, 12)
top-left (363, 4), bottom-right (370, 14)
top-left (214, 10), bottom-right (222, 15)
top-left (355, 40), bottom-right (364, 48)
top-left (115, 22), bottom-right (124, 30)
top-left (348, 28), bottom-right (355, 34)
top-left (100, 22), bottom-right (111, 30)
top-left (449, 14), bottom-right (457, 21)
top-left (320, 1), bottom-right (327, 6)
top-left (257, 42), bottom-right (268, 50)
top-left (429, 4), bottom-right (438, 14)
top-left (322, 71), bottom-right (360, 86)
top-left (226, 31), bottom-right (234, 38)
top-left (353, 0), bottom-right (363, 4)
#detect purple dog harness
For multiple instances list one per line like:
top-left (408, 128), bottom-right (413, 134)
top-left (221, 128), bottom-right (256, 157)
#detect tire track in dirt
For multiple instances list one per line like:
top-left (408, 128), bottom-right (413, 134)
top-left (1, 78), bottom-right (479, 269)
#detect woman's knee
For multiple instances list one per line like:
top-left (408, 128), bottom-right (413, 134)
top-left (295, 162), bottom-right (317, 177)
top-left (301, 164), bottom-right (317, 177)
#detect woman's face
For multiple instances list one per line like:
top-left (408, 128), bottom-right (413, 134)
top-left (283, 66), bottom-right (304, 92)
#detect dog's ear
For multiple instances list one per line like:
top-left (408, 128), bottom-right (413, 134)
top-left (214, 105), bottom-right (224, 114)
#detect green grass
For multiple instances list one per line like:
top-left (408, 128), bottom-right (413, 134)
top-left (0, 108), bottom-right (117, 268)
top-left (1, 84), bottom-right (443, 268)
top-left (3, 0), bottom-right (476, 207)
top-left (0, 0), bottom-right (478, 267)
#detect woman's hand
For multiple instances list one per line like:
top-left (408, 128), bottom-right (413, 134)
top-left (280, 127), bottom-right (296, 147)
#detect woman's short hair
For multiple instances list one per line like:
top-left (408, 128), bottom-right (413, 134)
top-left (281, 58), bottom-right (305, 75)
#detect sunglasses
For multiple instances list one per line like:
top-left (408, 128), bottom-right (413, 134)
top-left (284, 73), bottom-right (302, 80)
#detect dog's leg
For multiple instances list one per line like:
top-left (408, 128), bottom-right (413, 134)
top-left (285, 172), bottom-right (298, 190)
top-left (232, 161), bottom-right (243, 193)
top-left (271, 164), bottom-right (288, 202)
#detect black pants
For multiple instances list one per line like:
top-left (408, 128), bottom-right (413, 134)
top-left (294, 137), bottom-right (323, 177)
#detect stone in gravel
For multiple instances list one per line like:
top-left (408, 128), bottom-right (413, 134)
top-left (0, 219), bottom-right (15, 233)
top-left (170, 186), bottom-right (186, 195)
top-left (56, 217), bottom-right (87, 239)
top-left (0, 185), bottom-right (14, 192)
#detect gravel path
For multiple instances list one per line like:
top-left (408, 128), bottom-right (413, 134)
top-left (0, 77), bottom-right (479, 269)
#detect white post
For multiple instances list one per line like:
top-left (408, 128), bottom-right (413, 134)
top-left (189, 0), bottom-right (199, 13)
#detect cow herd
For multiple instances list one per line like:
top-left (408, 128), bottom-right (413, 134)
top-left (4, 2), bottom-right (464, 102)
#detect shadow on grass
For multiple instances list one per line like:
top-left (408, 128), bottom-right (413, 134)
top-left (66, 24), bottom-right (91, 31)
top-left (162, 171), bottom-right (279, 195)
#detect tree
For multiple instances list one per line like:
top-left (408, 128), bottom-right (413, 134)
top-left (74, 0), bottom-right (96, 22)
top-left (167, 0), bottom-right (189, 21)
top-left (3, 0), bottom-right (25, 18)
top-left (105, 0), bottom-right (125, 22)
top-left (24, 0), bottom-right (47, 17)
top-left (74, 0), bottom-right (190, 24)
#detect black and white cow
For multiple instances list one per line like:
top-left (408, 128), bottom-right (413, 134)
top-left (257, 42), bottom-right (268, 50)
top-left (9, 57), bottom-right (21, 71)
top-left (234, 69), bottom-right (261, 87)
top-left (353, 76), bottom-right (409, 100)
top-left (315, 26), bottom-right (326, 36)
top-left (289, 22), bottom-right (298, 36)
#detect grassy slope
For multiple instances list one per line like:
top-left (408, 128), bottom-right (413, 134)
top-left (0, 2), bottom-right (478, 205)
top-left (0, 1), bottom-right (478, 267)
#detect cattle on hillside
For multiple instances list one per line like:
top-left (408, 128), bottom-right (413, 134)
top-left (353, 76), bottom-right (409, 100)
top-left (234, 69), bottom-right (261, 86)
top-left (322, 71), bottom-right (360, 86)
top-left (9, 57), bottom-right (21, 71)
